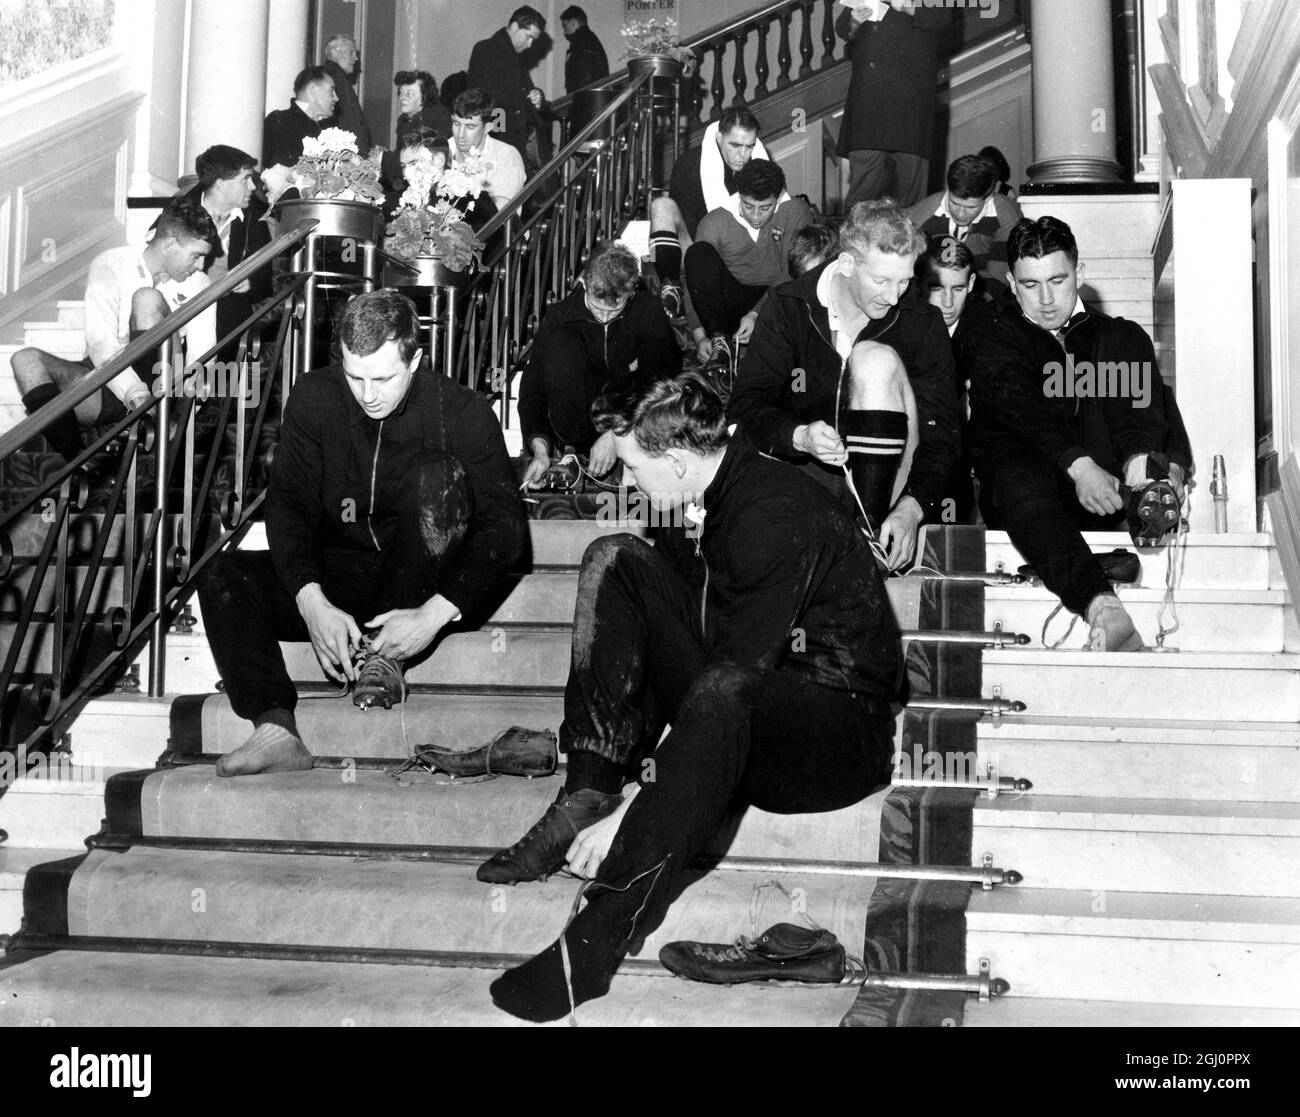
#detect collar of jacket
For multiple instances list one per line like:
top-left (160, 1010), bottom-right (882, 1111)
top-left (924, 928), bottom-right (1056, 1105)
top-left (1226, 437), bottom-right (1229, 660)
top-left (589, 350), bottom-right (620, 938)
top-left (696, 437), bottom-right (754, 520)
top-left (343, 357), bottom-right (431, 427)
top-left (995, 290), bottom-right (1096, 337)
top-left (785, 260), bottom-right (933, 346)
top-left (553, 284), bottom-right (619, 327)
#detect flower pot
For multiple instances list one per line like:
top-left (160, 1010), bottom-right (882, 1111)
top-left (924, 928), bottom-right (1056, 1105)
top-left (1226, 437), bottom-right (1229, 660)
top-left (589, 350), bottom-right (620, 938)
top-left (626, 54), bottom-right (685, 81)
top-left (383, 255), bottom-right (471, 289)
top-left (275, 196), bottom-right (383, 242)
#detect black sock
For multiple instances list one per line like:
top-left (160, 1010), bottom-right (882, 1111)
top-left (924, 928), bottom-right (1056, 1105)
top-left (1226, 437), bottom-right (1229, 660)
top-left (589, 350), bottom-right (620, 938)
top-left (564, 750), bottom-right (624, 795)
top-left (21, 383), bottom-right (85, 462)
top-left (254, 706), bottom-right (301, 739)
top-left (650, 233), bottom-right (682, 286)
top-left (842, 409), bottom-right (908, 533)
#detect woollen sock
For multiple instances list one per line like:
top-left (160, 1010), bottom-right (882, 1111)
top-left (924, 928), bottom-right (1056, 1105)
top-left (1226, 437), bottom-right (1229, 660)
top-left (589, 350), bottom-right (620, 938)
top-left (841, 409), bottom-right (908, 533)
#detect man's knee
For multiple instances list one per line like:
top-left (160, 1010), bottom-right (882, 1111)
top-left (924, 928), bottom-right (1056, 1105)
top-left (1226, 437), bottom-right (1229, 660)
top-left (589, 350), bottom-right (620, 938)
top-left (650, 196), bottom-right (682, 230)
top-left (847, 341), bottom-right (906, 410)
top-left (130, 287), bottom-right (169, 329)
top-left (580, 532), bottom-right (652, 575)
top-left (10, 347), bottom-right (56, 391)
top-left (681, 661), bottom-right (760, 715)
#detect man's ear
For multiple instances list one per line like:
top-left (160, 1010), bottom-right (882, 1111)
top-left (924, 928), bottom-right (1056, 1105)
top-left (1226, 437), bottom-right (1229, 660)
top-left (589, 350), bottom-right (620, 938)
top-left (1075, 261), bottom-right (1086, 285)
top-left (408, 348), bottom-right (424, 372)
top-left (665, 449), bottom-right (687, 479)
top-left (835, 250), bottom-right (856, 278)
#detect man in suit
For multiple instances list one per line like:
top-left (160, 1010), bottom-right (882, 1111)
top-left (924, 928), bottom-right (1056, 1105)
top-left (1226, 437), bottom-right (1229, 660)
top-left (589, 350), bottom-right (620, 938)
top-left (322, 33), bottom-right (373, 156)
top-left (467, 5), bottom-right (549, 172)
top-left (560, 5), bottom-right (609, 93)
top-left (263, 66), bottom-right (338, 168)
top-left (836, 0), bottom-right (958, 208)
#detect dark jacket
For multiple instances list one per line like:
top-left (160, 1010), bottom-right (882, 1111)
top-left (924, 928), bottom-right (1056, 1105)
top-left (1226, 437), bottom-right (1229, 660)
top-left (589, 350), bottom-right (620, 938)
top-left (727, 260), bottom-right (963, 524)
top-left (182, 184), bottom-right (274, 303)
top-left (468, 28), bottom-right (543, 157)
top-left (564, 24), bottom-right (610, 93)
top-left (835, 6), bottom-right (957, 158)
top-left (518, 285), bottom-right (682, 453)
top-left (267, 361), bottom-right (527, 617)
top-left (323, 59), bottom-right (373, 155)
top-left (960, 296), bottom-right (1193, 479)
top-left (669, 145), bottom-right (737, 239)
top-left (653, 439), bottom-right (901, 707)
top-left (262, 101), bottom-right (321, 168)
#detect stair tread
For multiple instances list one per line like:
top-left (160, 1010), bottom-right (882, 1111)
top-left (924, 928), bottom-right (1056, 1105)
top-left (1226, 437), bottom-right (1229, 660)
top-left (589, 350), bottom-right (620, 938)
top-left (962, 996), bottom-right (1300, 1027)
top-left (984, 648), bottom-right (1300, 667)
top-left (974, 793), bottom-right (1300, 832)
top-left (984, 529), bottom-right (1273, 548)
top-left (986, 586), bottom-right (1289, 604)
top-left (0, 847), bottom-right (84, 884)
top-left (0, 949), bottom-right (857, 1026)
top-left (966, 887), bottom-right (1300, 939)
top-left (980, 713), bottom-right (1300, 742)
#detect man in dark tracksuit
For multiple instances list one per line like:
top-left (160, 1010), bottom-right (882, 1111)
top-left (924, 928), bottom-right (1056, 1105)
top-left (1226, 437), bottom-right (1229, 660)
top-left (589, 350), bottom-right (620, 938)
top-left (728, 200), bottom-right (962, 570)
top-left (961, 216), bottom-right (1193, 651)
top-left (197, 291), bottom-right (527, 775)
top-left (486, 373), bottom-right (901, 1022)
top-left (517, 244), bottom-right (681, 486)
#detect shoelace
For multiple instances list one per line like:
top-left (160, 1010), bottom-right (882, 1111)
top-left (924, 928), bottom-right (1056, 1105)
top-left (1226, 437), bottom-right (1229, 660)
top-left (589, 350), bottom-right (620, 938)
top-left (355, 642), bottom-right (410, 755)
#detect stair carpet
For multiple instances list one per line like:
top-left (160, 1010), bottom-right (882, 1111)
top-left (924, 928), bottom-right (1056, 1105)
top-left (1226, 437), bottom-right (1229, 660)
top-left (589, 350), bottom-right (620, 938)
top-left (0, 515), bottom-right (899, 1028)
top-left (966, 530), bottom-right (1300, 1015)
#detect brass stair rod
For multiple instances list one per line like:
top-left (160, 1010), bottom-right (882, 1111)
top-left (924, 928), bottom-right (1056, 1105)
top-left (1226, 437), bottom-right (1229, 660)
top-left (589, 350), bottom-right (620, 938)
top-left (866, 960), bottom-right (1010, 1003)
top-left (901, 630), bottom-right (1031, 647)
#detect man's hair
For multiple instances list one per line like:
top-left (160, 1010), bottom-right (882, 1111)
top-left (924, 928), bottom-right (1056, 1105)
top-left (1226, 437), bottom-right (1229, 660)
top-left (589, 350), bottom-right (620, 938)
top-left (155, 198), bottom-right (218, 247)
top-left (394, 69), bottom-right (438, 106)
top-left (946, 154), bottom-right (997, 200)
top-left (978, 144), bottom-right (1012, 184)
top-left (324, 33), bottom-right (356, 55)
top-left (399, 127), bottom-right (451, 165)
top-left (735, 158), bottom-right (785, 202)
top-left (338, 289), bottom-right (422, 363)
top-left (195, 145), bottom-right (257, 192)
top-left (789, 223), bottom-right (839, 278)
top-left (582, 243), bottom-right (640, 301)
top-left (718, 106), bottom-right (760, 138)
top-left (560, 5), bottom-right (587, 23)
top-left (293, 65), bottom-right (331, 97)
top-left (592, 372), bottom-right (729, 456)
top-left (509, 5), bottom-right (546, 31)
top-left (1008, 216), bottom-right (1079, 268)
top-left (917, 235), bottom-right (975, 283)
top-left (452, 87), bottom-right (495, 122)
top-left (840, 198), bottom-right (926, 260)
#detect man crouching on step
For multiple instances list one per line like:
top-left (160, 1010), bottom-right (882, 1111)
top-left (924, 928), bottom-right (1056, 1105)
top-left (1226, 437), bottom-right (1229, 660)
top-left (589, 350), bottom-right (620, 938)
top-left (197, 290), bottom-right (526, 776)
top-left (483, 372), bottom-right (901, 1022)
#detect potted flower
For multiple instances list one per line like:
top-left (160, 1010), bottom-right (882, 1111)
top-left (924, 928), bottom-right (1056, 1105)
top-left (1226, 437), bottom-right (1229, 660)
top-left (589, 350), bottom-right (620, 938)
top-left (621, 17), bottom-right (694, 80)
top-left (267, 128), bottom-right (385, 242)
top-left (382, 156), bottom-right (486, 287)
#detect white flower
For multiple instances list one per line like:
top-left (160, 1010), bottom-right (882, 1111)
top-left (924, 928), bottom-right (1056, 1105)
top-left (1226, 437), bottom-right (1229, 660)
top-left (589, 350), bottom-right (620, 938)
top-left (437, 166), bottom-right (482, 200)
top-left (260, 164), bottom-right (294, 205)
top-left (313, 128), bottom-right (360, 154)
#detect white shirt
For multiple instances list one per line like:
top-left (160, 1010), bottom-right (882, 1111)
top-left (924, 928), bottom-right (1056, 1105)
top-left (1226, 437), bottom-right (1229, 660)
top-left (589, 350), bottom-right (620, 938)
top-left (83, 245), bottom-right (216, 403)
top-left (935, 192), bottom-right (998, 241)
top-left (453, 134), bottom-right (526, 212)
top-left (816, 264), bottom-right (858, 363)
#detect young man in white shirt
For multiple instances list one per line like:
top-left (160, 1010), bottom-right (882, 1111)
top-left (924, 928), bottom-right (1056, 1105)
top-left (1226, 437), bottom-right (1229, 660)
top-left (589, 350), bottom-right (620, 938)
top-left (10, 199), bottom-right (218, 462)
top-left (449, 87), bottom-right (527, 212)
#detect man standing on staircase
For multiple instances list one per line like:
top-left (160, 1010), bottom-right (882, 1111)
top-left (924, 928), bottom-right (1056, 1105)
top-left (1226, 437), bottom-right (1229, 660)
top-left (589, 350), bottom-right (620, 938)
top-left (483, 372), bottom-right (901, 1022)
top-left (196, 290), bottom-right (527, 777)
top-left (960, 216), bottom-right (1194, 650)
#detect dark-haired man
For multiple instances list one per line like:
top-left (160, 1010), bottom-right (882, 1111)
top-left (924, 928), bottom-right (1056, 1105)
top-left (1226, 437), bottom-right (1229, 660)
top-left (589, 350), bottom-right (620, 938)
top-left (560, 6), bottom-right (609, 93)
top-left (10, 199), bottom-right (218, 462)
top-left (263, 66), bottom-right (338, 168)
top-left (908, 154), bottom-right (1022, 296)
top-left (196, 290), bottom-right (527, 776)
top-left (450, 88), bottom-right (527, 211)
top-left (485, 372), bottom-right (901, 1022)
top-left (728, 199), bottom-right (962, 570)
top-left (468, 6), bottom-right (550, 171)
top-left (685, 158), bottom-right (813, 364)
top-left (960, 216), bottom-right (1194, 650)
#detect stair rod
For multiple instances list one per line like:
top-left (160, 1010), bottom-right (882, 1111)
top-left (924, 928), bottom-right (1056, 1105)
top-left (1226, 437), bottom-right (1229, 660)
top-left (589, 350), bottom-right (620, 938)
top-left (84, 833), bottom-right (1022, 888)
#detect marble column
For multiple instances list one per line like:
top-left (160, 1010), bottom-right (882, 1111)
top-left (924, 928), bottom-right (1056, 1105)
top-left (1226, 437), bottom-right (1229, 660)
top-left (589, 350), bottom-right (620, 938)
top-left (265, 0), bottom-right (312, 125)
top-left (1027, 0), bottom-right (1123, 184)
top-left (184, 0), bottom-right (270, 171)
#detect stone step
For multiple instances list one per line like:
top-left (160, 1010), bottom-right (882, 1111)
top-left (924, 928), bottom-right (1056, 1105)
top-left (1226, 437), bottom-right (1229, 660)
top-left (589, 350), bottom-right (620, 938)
top-left (34, 845), bottom-right (875, 964)
top-left (982, 530), bottom-right (1281, 590)
top-left (977, 714), bottom-right (1300, 803)
top-left (962, 995), bottom-right (1300, 1027)
top-left (0, 847), bottom-right (82, 937)
top-left (0, 765), bottom-right (128, 850)
top-left (984, 585), bottom-right (1293, 653)
top-left (965, 887), bottom-right (1300, 1009)
top-left (1, 561), bottom-right (127, 616)
top-left (972, 795), bottom-right (1300, 897)
top-left (0, 950), bottom-right (858, 1026)
top-left (56, 301), bottom-right (86, 331)
top-left (107, 766), bottom-right (887, 867)
top-left (981, 649), bottom-right (1300, 722)
top-left (18, 325), bottom-right (84, 355)
top-left (64, 696), bottom-right (172, 770)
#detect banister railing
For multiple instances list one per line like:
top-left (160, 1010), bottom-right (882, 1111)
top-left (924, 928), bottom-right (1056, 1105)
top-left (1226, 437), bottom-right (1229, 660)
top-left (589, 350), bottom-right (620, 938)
top-left (0, 221), bottom-right (316, 749)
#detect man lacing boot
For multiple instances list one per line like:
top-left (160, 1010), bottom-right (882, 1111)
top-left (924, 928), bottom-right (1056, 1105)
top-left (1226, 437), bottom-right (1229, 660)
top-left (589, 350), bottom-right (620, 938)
top-left (1085, 592), bottom-right (1145, 652)
top-left (420, 726), bottom-right (557, 778)
top-left (476, 786), bottom-right (623, 884)
top-left (352, 636), bottom-right (404, 711)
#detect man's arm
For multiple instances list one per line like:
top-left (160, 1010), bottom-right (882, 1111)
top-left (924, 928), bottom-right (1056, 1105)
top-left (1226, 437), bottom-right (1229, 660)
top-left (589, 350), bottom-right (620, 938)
top-left (632, 297), bottom-right (684, 382)
top-left (488, 144), bottom-right (527, 208)
top-left (895, 309), bottom-right (962, 522)
top-left (266, 381), bottom-right (328, 600)
top-left (727, 293), bottom-right (807, 455)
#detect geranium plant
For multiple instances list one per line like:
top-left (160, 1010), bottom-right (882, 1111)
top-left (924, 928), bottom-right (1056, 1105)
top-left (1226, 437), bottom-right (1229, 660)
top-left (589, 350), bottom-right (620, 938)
top-left (276, 128), bottom-right (383, 204)
top-left (383, 157), bottom-right (485, 273)
top-left (621, 17), bottom-right (694, 63)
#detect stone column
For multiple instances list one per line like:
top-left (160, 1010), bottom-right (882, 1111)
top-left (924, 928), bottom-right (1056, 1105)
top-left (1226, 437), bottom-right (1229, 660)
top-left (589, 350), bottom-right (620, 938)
top-left (184, 0), bottom-right (270, 171)
top-left (265, 0), bottom-right (312, 126)
top-left (1027, 0), bottom-right (1123, 184)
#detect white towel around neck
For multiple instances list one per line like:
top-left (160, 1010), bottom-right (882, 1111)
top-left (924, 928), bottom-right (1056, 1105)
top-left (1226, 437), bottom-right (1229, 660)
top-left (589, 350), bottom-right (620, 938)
top-left (699, 120), bottom-right (772, 215)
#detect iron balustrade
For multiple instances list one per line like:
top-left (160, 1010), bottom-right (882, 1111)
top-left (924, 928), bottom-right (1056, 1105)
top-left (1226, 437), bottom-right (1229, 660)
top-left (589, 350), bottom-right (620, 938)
top-left (0, 223), bottom-right (317, 750)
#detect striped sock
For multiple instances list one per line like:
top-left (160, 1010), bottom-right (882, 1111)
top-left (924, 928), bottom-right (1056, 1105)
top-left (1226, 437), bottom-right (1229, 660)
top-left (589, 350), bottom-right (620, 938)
top-left (650, 232), bottom-right (682, 285)
top-left (842, 409), bottom-right (908, 532)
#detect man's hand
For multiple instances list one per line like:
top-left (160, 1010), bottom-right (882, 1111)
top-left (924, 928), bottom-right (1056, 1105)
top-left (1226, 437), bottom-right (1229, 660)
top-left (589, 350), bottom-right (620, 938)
top-left (735, 312), bottom-right (758, 345)
top-left (694, 330), bottom-right (713, 363)
top-left (877, 495), bottom-right (924, 570)
top-left (566, 789), bottom-right (636, 879)
top-left (521, 452), bottom-right (551, 490)
top-left (297, 583), bottom-right (362, 682)
top-left (1069, 456), bottom-right (1123, 516)
top-left (527, 88), bottom-right (544, 109)
top-left (123, 383), bottom-right (153, 412)
top-left (793, 420), bottom-right (847, 466)
top-left (365, 595), bottom-right (460, 662)
top-left (588, 430), bottom-right (618, 477)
